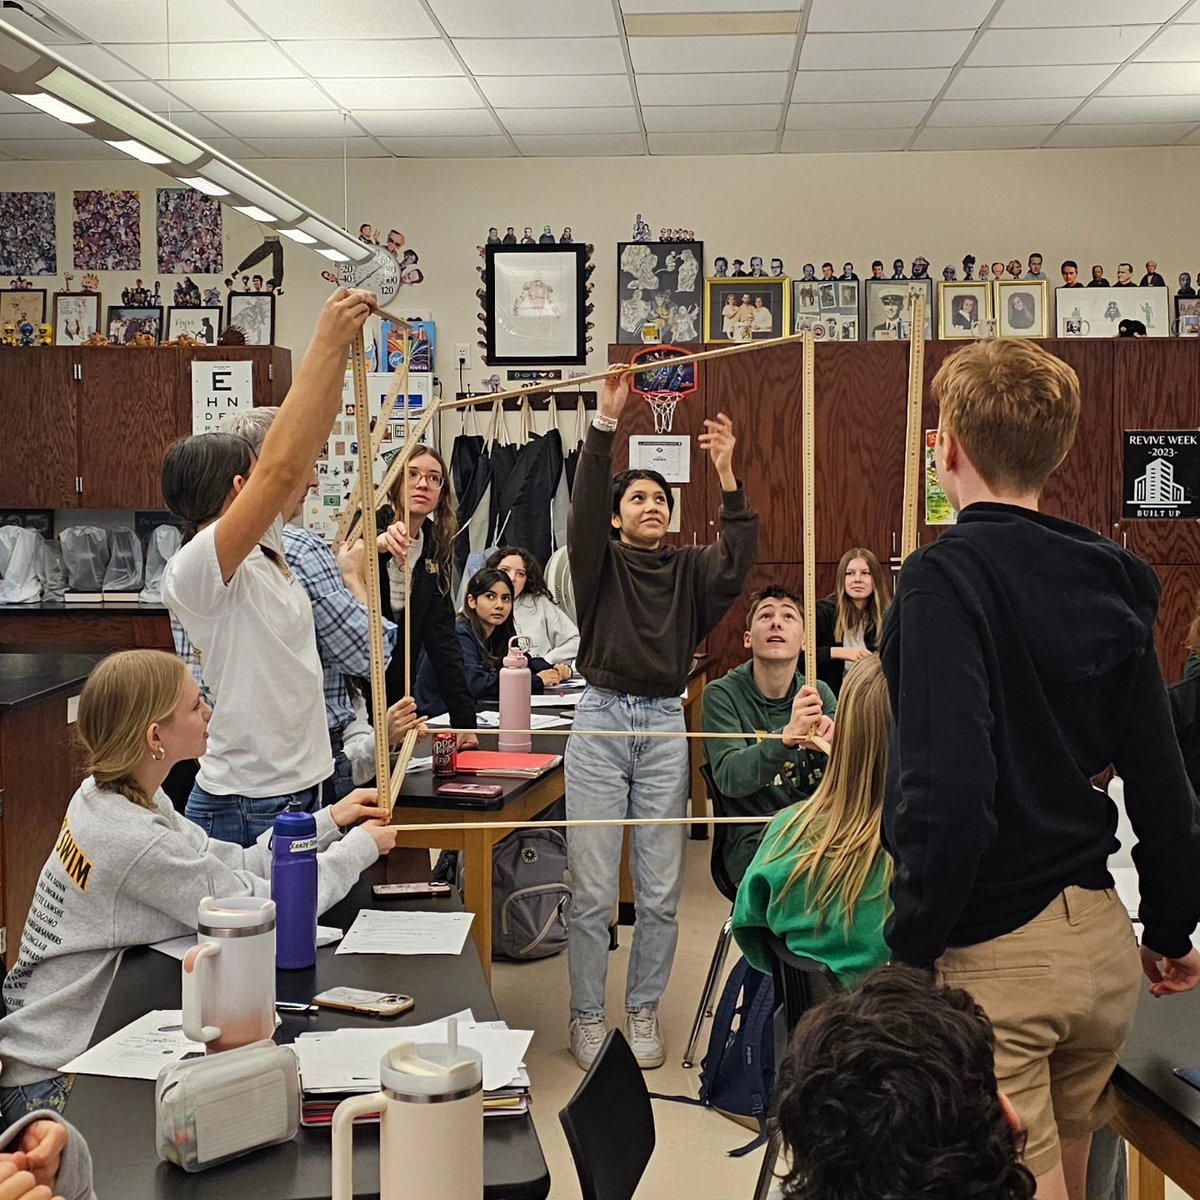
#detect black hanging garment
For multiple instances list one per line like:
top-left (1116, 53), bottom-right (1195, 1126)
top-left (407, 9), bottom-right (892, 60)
top-left (489, 428), bottom-right (564, 565)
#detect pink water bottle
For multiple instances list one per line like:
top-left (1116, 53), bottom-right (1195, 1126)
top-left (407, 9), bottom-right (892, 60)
top-left (499, 636), bottom-right (532, 753)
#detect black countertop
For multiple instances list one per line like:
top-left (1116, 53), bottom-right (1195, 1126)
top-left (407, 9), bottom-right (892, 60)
top-left (0, 651), bottom-right (104, 710)
top-left (0, 600), bottom-right (168, 615)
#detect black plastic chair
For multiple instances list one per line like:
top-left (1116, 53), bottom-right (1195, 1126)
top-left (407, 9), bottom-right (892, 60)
top-left (751, 931), bottom-right (842, 1200)
top-left (681, 761), bottom-right (740, 1068)
top-left (559, 1029), bottom-right (655, 1200)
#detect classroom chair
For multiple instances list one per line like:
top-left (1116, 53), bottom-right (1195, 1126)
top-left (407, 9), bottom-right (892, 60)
top-left (681, 762), bottom-right (739, 1068)
top-left (559, 1029), bottom-right (655, 1200)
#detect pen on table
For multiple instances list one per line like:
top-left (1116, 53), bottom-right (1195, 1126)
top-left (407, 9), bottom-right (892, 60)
top-left (276, 1001), bottom-right (319, 1014)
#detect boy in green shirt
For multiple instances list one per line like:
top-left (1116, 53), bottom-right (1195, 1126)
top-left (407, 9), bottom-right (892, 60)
top-left (702, 586), bottom-right (837, 883)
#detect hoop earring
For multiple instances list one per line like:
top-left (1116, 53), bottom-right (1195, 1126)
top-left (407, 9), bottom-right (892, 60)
top-left (152, 747), bottom-right (165, 761)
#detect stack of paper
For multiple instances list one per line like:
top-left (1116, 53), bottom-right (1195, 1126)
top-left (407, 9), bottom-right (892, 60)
top-left (62, 1010), bottom-right (204, 1080)
top-left (334, 909), bottom-right (474, 956)
top-left (427, 710), bottom-right (570, 730)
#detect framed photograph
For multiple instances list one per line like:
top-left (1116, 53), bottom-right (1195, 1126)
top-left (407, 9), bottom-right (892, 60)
top-left (105, 305), bottom-right (163, 343)
top-left (1054, 285), bottom-right (1169, 338)
top-left (994, 279), bottom-right (1048, 339)
top-left (52, 292), bottom-right (100, 345)
top-left (793, 277), bottom-right (858, 340)
top-left (864, 279), bottom-right (933, 342)
top-left (705, 278), bottom-right (791, 342)
top-left (0, 288), bottom-right (46, 327)
top-left (616, 240), bottom-right (703, 344)
top-left (227, 291), bottom-right (275, 345)
top-left (167, 304), bottom-right (222, 343)
top-left (485, 243), bottom-right (587, 365)
top-left (938, 281), bottom-right (992, 340)
top-left (1175, 294), bottom-right (1200, 338)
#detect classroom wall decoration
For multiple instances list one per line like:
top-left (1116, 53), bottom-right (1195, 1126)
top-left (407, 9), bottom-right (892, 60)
top-left (1123, 430), bottom-right (1200, 519)
top-left (73, 189), bottom-right (140, 271)
top-left (156, 188), bottom-right (223, 274)
top-left (1054, 286), bottom-right (1169, 338)
top-left (0, 192), bottom-right (56, 275)
top-left (616, 240), bottom-right (703, 344)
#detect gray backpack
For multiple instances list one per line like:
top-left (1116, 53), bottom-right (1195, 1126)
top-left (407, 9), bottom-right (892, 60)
top-left (491, 829), bottom-right (572, 961)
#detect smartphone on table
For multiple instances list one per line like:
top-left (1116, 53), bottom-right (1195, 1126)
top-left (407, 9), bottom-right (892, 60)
top-left (372, 881), bottom-right (452, 898)
top-left (312, 987), bottom-right (415, 1018)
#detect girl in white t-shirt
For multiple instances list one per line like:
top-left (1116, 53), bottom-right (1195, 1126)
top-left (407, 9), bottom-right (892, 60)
top-left (486, 545), bottom-right (579, 665)
top-left (161, 289), bottom-right (377, 845)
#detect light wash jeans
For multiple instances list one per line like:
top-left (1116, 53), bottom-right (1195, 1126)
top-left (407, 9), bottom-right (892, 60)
top-left (186, 783), bottom-right (319, 848)
top-left (565, 686), bottom-right (688, 1019)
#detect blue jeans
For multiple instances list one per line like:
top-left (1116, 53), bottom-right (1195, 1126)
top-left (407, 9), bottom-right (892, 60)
top-left (565, 686), bottom-right (688, 1018)
top-left (186, 783), bottom-right (319, 847)
top-left (321, 750), bottom-right (355, 808)
top-left (0, 1075), bottom-right (72, 1132)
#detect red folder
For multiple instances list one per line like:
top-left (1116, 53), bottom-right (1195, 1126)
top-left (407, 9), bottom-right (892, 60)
top-left (454, 750), bottom-right (563, 778)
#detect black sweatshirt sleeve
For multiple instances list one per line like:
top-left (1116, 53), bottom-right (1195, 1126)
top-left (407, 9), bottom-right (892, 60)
top-left (420, 582), bottom-right (479, 731)
top-left (1116, 646), bottom-right (1200, 958)
top-left (882, 584), bottom-right (999, 968)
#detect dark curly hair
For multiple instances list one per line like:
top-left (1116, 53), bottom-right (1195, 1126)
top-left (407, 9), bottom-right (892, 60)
top-left (775, 967), bottom-right (1035, 1200)
top-left (486, 545), bottom-right (553, 602)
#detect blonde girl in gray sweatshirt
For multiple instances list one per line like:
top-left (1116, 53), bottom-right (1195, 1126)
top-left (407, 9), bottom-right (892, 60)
top-left (0, 650), bottom-right (399, 1127)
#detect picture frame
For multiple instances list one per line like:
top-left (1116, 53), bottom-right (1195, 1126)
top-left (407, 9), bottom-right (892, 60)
top-left (704, 277), bottom-right (791, 342)
top-left (0, 288), bottom-right (46, 327)
top-left (994, 279), bottom-right (1048, 339)
top-left (1053, 285), bottom-right (1168, 339)
top-left (938, 281), bottom-right (992, 340)
top-left (485, 243), bottom-right (587, 365)
top-left (863, 278), bottom-right (933, 342)
top-left (616, 240), bottom-right (703, 344)
top-left (793, 277), bottom-right (859, 341)
top-left (167, 304), bottom-right (223, 344)
top-left (52, 291), bottom-right (101, 345)
top-left (227, 291), bottom-right (275, 345)
top-left (105, 305), bottom-right (163, 344)
top-left (1174, 294), bottom-right (1200, 338)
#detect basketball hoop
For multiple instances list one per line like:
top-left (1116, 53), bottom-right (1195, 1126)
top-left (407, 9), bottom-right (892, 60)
top-left (629, 344), bottom-right (697, 435)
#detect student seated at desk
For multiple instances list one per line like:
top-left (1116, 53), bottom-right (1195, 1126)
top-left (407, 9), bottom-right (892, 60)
top-left (486, 546), bottom-right (580, 665)
top-left (415, 568), bottom-right (568, 716)
top-left (731, 654), bottom-right (891, 989)
top-left (0, 1102), bottom-right (93, 1200)
top-left (0, 650), bottom-right (399, 1128)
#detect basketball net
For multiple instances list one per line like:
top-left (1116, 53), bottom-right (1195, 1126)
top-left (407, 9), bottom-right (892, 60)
top-left (644, 392), bottom-right (679, 433)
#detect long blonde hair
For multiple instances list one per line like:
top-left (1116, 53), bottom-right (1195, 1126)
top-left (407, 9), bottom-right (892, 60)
top-left (387, 443), bottom-right (456, 594)
top-left (78, 650), bottom-right (186, 810)
top-left (769, 654), bottom-right (893, 930)
top-left (833, 547), bottom-right (891, 648)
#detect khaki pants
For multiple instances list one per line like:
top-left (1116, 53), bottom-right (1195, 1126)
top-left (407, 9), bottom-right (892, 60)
top-left (938, 886), bottom-right (1142, 1177)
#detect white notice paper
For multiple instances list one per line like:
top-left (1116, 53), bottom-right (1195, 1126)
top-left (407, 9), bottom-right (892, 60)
top-left (62, 1009), bottom-right (204, 1080)
top-left (426, 710), bottom-right (569, 728)
top-left (150, 926), bottom-right (343, 959)
top-left (335, 909), bottom-right (474, 956)
top-left (191, 359), bottom-right (254, 435)
top-left (628, 435), bottom-right (691, 483)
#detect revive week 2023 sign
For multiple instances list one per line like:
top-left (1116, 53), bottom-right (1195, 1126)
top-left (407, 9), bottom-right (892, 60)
top-left (1123, 430), bottom-right (1200, 520)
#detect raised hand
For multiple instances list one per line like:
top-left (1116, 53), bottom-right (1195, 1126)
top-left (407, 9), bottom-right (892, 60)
top-left (598, 364), bottom-right (633, 421)
top-left (782, 684), bottom-right (825, 748)
top-left (699, 411), bottom-right (737, 490)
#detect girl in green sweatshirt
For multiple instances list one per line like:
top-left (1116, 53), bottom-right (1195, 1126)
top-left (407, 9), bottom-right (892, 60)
top-left (732, 654), bottom-right (892, 988)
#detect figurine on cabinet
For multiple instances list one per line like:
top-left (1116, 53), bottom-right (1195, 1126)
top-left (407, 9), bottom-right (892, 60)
top-left (962, 254), bottom-right (976, 281)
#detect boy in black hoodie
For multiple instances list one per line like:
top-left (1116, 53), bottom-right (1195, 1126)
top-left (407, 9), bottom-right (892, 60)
top-left (881, 339), bottom-right (1200, 1200)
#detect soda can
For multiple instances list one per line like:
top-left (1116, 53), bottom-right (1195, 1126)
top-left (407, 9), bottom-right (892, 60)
top-left (432, 732), bottom-right (457, 777)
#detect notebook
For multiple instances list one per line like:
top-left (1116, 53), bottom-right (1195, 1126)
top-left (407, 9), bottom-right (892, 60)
top-left (453, 750), bottom-right (562, 778)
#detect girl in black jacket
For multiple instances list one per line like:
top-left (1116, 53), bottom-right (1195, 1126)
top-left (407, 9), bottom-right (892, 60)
top-left (814, 547), bottom-right (891, 696)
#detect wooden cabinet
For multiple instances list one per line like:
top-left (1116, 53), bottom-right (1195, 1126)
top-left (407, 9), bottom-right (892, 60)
top-left (0, 346), bottom-right (291, 511)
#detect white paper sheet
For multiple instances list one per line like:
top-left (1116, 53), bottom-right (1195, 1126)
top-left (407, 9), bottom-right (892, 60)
top-left (335, 909), bottom-right (474, 956)
top-left (530, 693), bottom-right (580, 708)
top-left (62, 1009), bottom-right (204, 1080)
top-left (426, 710), bottom-right (569, 729)
top-left (150, 926), bottom-right (343, 960)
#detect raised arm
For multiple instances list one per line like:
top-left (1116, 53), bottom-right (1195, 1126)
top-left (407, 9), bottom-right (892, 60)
top-left (213, 288), bottom-right (375, 582)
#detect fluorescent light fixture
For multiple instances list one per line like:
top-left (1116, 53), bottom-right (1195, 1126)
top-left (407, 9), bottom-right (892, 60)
top-left (176, 176), bottom-right (228, 196)
top-left (234, 204), bottom-right (279, 222)
top-left (41, 67), bottom-right (201, 163)
top-left (106, 138), bottom-right (170, 164)
top-left (198, 160), bottom-right (302, 222)
top-left (0, 25), bottom-right (41, 72)
top-left (316, 249), bottom-right (350, 262)
top-left (14, 91), bottom-right (92, 123)
top-left (279, 228), bottom-right (317, 244)
top-left (297, 216), bottom-right (372, 262)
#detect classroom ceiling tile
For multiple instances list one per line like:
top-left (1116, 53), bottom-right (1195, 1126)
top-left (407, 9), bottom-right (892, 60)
top-left (785, 101), bottom-right (931, 129)
top-left (39, 0), bottom-right (262, 42)
top-left (1100, 62), bottom-right (1200, 95)
top-left (477, 74), bottom-right (635, 108)
top-left (427, 0), bottom-right (619, 38)
top-left (0, 111), bottom-right (89, 138)
top-left (108, 78), bottom-right (182, 112)
top-left (1174, 126), bottom-right (1200, 143)
top-left (512, 132), bottom-right (646, 156)
top-left (945, 65), bottom-right (1112, 99)
top-left (199, 137), bottom-right (266, 159)
top-left (228, 0), bottom-right (440, 39)
top-left (800, 30), bottom-right (974, 70)
top-left (790, 67), bottom-right (950, 103)
top-left (108, 41), bottom-right (302, 80)
top-left (912, 124), bottom-right (1055, 150)
top-left (280, 40), bottom-right (464, 78)
top-left (0, 137), bottom-right (127, 158)
top-left (353, 109), bottom-right (502, 137)
top-left (628, 34), bottom-right (798, 73)
top-left (379, 135), bottom-right (516, 157)
top-left (52, 43), bottom-right (146, 80)
top-left (167, 77), bottom-right (333, 111)
top-left (967, 26), bottom-right (1158, 66)
top-left (1043, 122), bottom-right (1195, 147)
top-left (635, 72), bottom-right (789, 105)
top-left (1073, 94), bottom-right (1200, 124)
top-left (164, 111), bottom-right (229, 140)
top-left (805, 0), bottom-right (993, 33)
top-left (927, 97), bottom-right (1079, 126)
top-left (641, 104), bottom-right (782, 132)
top-left (620, 0), bottom-right (803, 11)
top-left (496, 107), bottom-right (641, 135)
top-left (646, 130), bottom-right (776, 154)
top-left (321, 77), bottom-right (483, 110)
top-left (991, 0), bottom-right (1182, 27)
top-left (212, 110), bottom-right (359, 138)
top-left (237, 137), bottom-right (388, 158)
top-left (453, 38), bottom-right (626, 76)
top-left (1134, 24), bottom-right (1200, 62)
top-left (779, 126), bottom-right (913, 152)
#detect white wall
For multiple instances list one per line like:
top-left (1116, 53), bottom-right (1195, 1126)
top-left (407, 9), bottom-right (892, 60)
top-left (2, 144), bottom-right (1199, 387)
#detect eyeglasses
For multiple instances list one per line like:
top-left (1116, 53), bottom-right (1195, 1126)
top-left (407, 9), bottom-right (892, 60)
top-left (407, 468), bottom-right (444, 489)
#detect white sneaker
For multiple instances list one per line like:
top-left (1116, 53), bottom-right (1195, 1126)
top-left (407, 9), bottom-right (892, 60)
top-left (569, 1016), bottom-right (607, 1070)
top-left (625, 1007), bottom-right (665, 1069)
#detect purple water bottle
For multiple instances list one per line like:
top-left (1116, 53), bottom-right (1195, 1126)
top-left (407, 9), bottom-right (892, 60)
top-left (272, 800), bottom-right (318, 969)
